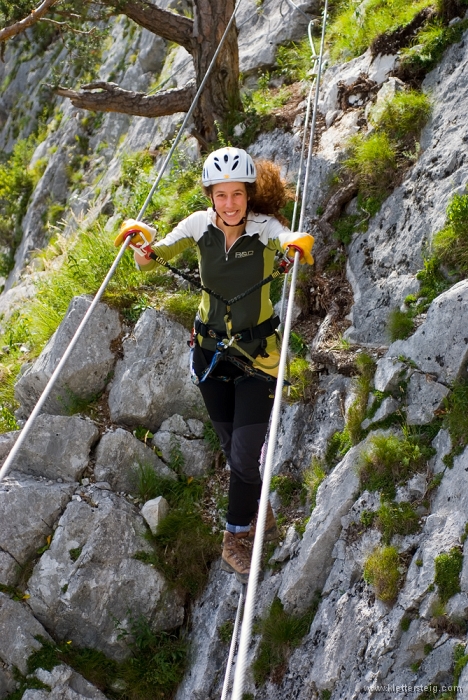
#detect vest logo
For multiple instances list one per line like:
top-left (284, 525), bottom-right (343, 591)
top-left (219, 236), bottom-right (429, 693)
top-left (235, 250), bottom-right (254, 258)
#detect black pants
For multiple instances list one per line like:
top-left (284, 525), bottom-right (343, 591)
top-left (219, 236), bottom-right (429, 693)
top-left (193, 344), bottom-right (275, 526)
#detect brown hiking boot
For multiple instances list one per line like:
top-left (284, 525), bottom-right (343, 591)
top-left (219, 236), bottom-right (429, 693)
top-left (221, 531), bottom-right (252, 584)
top-left (247, 501), bottom-right (279, 542)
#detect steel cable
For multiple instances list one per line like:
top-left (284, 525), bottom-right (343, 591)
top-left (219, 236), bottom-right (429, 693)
top-left (0, 0), bottom-right (244, 484)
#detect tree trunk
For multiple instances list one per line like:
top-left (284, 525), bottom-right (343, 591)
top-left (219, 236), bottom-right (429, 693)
top-left (54, 0), bottom-right (242, 146)
top-left (191, 0), bottom-right (242, 144)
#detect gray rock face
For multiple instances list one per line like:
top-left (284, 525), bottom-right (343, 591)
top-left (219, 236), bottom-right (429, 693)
top-left (94, 428), bottom-right (175, 493)
top-left (108, 309), bottom-right (205, 430)
top-left (345, 35), bottom-right (468, 344)
top-left (279, 443), bottom-right (361, 613)
top-left (0, 474), bottom-right (75, 576)
top-left (0, 666), bottom-right (15, 700)
top-left (27, 487), bottom-right (184, 660)
top-left (387, 280), bottom-right (468, 385)
top-left (151, 421), bottom-right (213, 477)
top-left (174, 568), bottom-right (240, 700)
top-left (28, 665), bottom-right (109, 700)
top-left (9, 415), bottom-right (98, 482)
top-left (0, 430), bottom-right (19, 467)
top-left (374, 357), bottom-right (407, 392)
top-left (361, 396), bottom-right (400, 430)
top-left (0, 593), bottom-right (53, 675)
top-left (406, 372), bottom-right (450, 425)
top-left (429, 428), bottom-right (452, 475)
top-left (15, 296), bottom-right (121, 418)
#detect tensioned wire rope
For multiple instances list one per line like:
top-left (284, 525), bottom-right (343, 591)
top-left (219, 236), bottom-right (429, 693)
top-left (229, 1), bottom-right (329, 697)
top-left (220, 17), bottom-right (321, 699)
top-left (0, 0), bottom-right (244, 484)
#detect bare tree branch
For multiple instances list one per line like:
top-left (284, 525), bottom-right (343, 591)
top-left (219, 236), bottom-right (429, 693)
top-left (0, 0), bottom-right (61, 43)
top-left (54, 80), bottom-right (196, 118)
top-left (102, 0), bottom-right (195, 53)
top-left (40, 18), bottom-right (99, 35)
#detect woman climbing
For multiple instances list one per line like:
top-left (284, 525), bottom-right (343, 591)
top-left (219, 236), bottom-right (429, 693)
top-left (114, 147), bottom-right (314, 583)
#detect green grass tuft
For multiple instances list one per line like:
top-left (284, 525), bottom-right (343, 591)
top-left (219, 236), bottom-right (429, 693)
top-left (252, 596), bottom-right (319, 686)
top-left (434, 547), bottom-right (463, 603)
top-left (270, 474), bottom-right (302, 507)
top-left (23, 625), bottom-right (187, 700)
top-left (357, 432), bottom-right (427, 499)
top-left (371, 90), bottom-right (432, 142)
top-left (363, 545), bottom-right (401, 603)
top-left (303, 458), bottom-right (326, 510)
top-left (432, 191), bottom-right (468, 276)
top-left (442, 381), bottom-right (468, 463)
top-left (387, 308), bottom-right (415, 341)
top-left (375, 500), bottom-right (420, 543)
top-left (343, 132), bottom-right (398, 202)
top-left (139, 508), bottom-right (220, 598)
top-left (327, 0), bottom-right (433, 62)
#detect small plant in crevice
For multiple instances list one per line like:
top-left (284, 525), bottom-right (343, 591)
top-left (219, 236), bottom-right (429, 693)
top-left (23, 624), bottom-right (187, 700)
top-left (399, 17), bottom-right (468, 81)
top-left (400, 191), bottom-right (468, 330)
top-left (270, 474), bottom-right (303, 507)
top-left (136, 508), bottom-right (220, 599)
top-left (327, 0), bottom-right (434, 62)
top-left (218, 620), bottom-right (235, 644)
top-left (357, 432), bottom-right (427, 499)
top-left (303, 458), bottom-right (326, 511)
top-left (434, 547), bottom-right (463, 604)
top-left (287, 357), bottom-right (316, 403)
top-left (346, 352), bottom-right (377, 446)
top-left (439, 380), bottom-right (468, 468)
top-left (252, 595), bottom-right (320, 686)
top-left (363, 545), bottom-right (401, 604)
top-left (375, 500), bottom-right (421, 544)
top-left (386, 308), bottom-right (415, 342)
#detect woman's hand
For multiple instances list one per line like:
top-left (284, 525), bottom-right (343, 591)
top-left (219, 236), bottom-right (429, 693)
top-left (282, 232), bottom-right (314, 265)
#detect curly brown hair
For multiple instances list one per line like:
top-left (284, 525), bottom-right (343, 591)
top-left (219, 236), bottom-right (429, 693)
top-left (203, 159), bottom-right (293, 227)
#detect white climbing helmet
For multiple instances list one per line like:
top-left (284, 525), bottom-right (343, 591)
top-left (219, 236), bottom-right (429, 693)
top-left (202, 147), bottom-right (257, 186)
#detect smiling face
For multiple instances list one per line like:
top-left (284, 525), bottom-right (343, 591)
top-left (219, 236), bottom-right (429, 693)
top-left (211, 181), bottom-right (248, 225)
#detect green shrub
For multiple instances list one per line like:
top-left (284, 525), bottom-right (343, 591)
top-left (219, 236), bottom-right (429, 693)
top-left (270, 474), bottom-right (302, 507)
top-left (443, 381), bottom-right (468, 460)
top-left (372, 90), bottom-right (432, 142)
top-left (0, 134), bottom-right (43, 270)
top-left (400, 615), bottom-right (411, 631)
top-left (453, 643), bottom-right (468, 689)
top-left (357, 432), bottom-right (426, 498)
top-left (375, 501), bottom-right (420, 543)
top-left (218, 620), bottom-right (234, 644)
top-left (432, 192), bottom-right (468, 275)
top-left (434, 547), bottom-right (463, 603)
top-left (288, 357), bottom-right (315, 402)
top-left (400, 18), bottom-right (468, 77)
top-left (387, 308), bottom-right (415, 341)
top-left (252, 596), bottom-right (319, 686)
top-left (346, 353), bottom-right (376, 445)
top-left (303, 458), bottom-right (326, 510)
top-left (363, 545), bottom-right (401, 603)
top-left (24, 624), bottom-right (187, 700)
top-left (275, 38), bottom-right (316, 83)
top-left (146, 509), bottom-right (220, 597)
top-left (343, 132), bottom-right (398, 201)
top-left (327, 0), bottom-right (433, 62)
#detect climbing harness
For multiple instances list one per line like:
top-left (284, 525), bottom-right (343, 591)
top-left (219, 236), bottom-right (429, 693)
top-left (121, 234), bottom-right (296, 383)
top-left (0, 0), bottom-right (244, 485)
